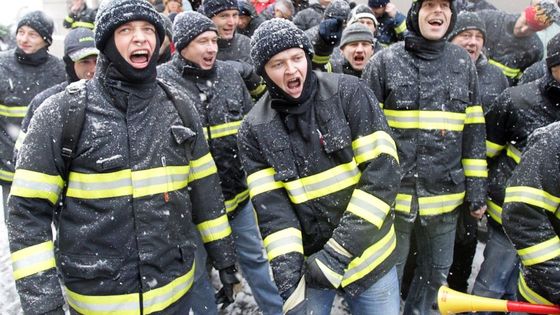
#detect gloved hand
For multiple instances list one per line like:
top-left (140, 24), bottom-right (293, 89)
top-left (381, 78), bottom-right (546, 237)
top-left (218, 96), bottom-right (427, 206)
top-left (225, 60), bottom-right (262, 90)
top-left (466, 199), bottom-right (487, 219)
top-left (304, 246), bottom-right (351, 290)
top-left (215, 265), bottom-right (241, 309)
top-left (318, 17), bottom-right (344, 46)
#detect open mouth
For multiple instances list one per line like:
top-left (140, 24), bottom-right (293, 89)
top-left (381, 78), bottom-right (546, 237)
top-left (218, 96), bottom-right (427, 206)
top-left (130, 49), bottom-right (150, 64)
top-left (287, 77), bottom-right (301, 90)
top-left (428, 18), bottom-right (444, 26)
top-left (354, 55), bottom-right (365, 63)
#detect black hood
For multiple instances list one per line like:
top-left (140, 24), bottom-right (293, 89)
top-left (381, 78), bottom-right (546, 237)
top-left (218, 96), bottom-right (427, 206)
top-left (406, 0), bottom-right (457, 40)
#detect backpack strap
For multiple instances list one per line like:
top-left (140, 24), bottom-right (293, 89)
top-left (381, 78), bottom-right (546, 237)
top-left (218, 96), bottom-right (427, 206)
top-left (157, 78), bottom-right (192, 128)
top-left (60, 80), bottom-right (88, 181)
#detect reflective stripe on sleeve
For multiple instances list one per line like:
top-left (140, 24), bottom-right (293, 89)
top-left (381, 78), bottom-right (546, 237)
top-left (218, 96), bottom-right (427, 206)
top-left (383, 109), bottom-right (466, 131)
top-left (0, 169), bottom-right (14, 182)
top-left (506, 144), bottom-right (522, 164)
top-left (394, 193), bottom-right (412, 214)
top-left (263, 228), bottom-right (303, 261)
top-left (316, 259), bottom-right (343, 288)
top-left (486, 140), bottom-right (505, 158)
top-left (486, 199), bottom-right (503, 225)
top-left (341, 226), bottom-right (396, 287)
top-left (346, 189), bottom-right (391, 229)
top-left (465, 105), bottom-right (485, 124)
top-left (418, 192), bottom-right (465, 216)
top-left (517, 236), bottom-right (560, 266)
top-left (196, 214), bottom-right (232, 243)
top-left (10, 169), bottom-right (64, 204)
top-left (225, 189), bottom-right (250, 213)
top-left (0, 104), bottom-right (27, 117)
top-left (203, 120), bottom-right (242, 140)
top-left (352, 131), bottom-right (399, 165)
top-left (462, 158), bottom-right (488, 177)
top-left (518, 274), bottom-right (554, 306)
top-left (247, 168), bottom-right (283, 197)
top-left (188, 153), bottom-right (218, 182)
top-left (394, 20), bottom-right (406, 34)
top-left (504, 186), bottom-right (560, 213)
top-left (11, 241), bottom-right (56, 280)
top-left (488, 59), bottom-right (521, 79)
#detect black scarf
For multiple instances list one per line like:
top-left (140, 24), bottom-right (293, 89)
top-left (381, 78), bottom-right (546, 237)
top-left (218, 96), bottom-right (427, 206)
top-left (180, 58), bottom-right (216, 80)
top-left (404, 33), bottom-right (446, 60)
top-left (15, 47), bottom-right (49, 66)
top-left (102, 34), bottom-right (160, 84)
top-left (342, 59), bottom-right (363, 77)
top-left (543, 72), bottom-right (560, 106)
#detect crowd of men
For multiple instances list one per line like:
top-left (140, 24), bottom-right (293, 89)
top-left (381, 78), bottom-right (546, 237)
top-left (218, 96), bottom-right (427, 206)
top-left (2, 0), bottom-right (560, 314)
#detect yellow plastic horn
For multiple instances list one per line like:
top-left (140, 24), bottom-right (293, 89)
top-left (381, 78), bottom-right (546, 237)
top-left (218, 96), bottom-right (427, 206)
top-left (437, 286), bottom-right (508, 314)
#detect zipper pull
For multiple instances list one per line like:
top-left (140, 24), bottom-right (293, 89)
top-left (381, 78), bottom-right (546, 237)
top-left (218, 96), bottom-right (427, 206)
top-left (161, 156), bottom-right (169, 203)
top-left (317, 129), bottom-right (325, 147)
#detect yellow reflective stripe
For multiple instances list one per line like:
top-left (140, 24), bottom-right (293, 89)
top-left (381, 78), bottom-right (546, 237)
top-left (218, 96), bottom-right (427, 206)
top-left (0, 104), bottom-right (27, 117)
top-left (518, 274), bottom-right (554, 306)
top-left (325, 62), bottom-right (333, 73)
top-left (383, 109), bottom-right (466, 131)
top-left (72, 21), bottom-right (95, 29)
top-left (11, 241), bottom-right (56, 280)
top-left (247, 168), bottom-right (283, 197)
top-left (316, 259), bottom-right (343, 288)
top-left (379, 102), bottom-right (384, 109)
top-left (67, 169), bottom-right (133, 199)
top-left (352, 131), bottom-right (399, 165)
top-left (132, 166), bottom-right (190, 198)
top-left (225, 189), bottom-right (250, 213)
top-left (341, 226), bottom-right (396, 287)
top-left (487, 199), bottom-right (503, 225)
top-left (250, 82), bottom-right (267, 97)
top-left (418, 192), bottom-right (465, 216)
top-left (283, 276), bottom-right (306, 314)
top-left (394, 20), bottom-right (406, 34)
top-left (66, 263), bottom-right (195, 315)
top-left (10, 169), bottom-right (64, 204)
top-left (64, 16), bottom-right (75, 23)
top-left (284, 160), bottom-right (360, 204)
top-left (312, 54), bottom-right (330, 65)
top-left (188, 153), bottom-right (218, 182)
top-left (504, 186), bottom-right (560, 213)
top-left (326, 238), bottom-right (352, 258)
top-left (394, 193), bottom-right (412, 214)
top-left (197, 214), bottom-right (232, 243)
top-left (506, 144), bottom-right (521, 164)
top-left (14, 130), bottom-right (25, 151)
top-left (462, 158), bottom-right (488, 177)
top-left (465, 105), bottom-right (485, 124)
top-left (488, 59), bottom-right (522, 79)
top-left (518, 236), bottom-right (560, 266)
top-left (346, 189), bottom-right (390, 229)
top-left (486, 140), bottom-right (505, 158)
top-left (206, 120), bottom-right (242, 140)
top-left (263, 228), bottom-right (303, 261)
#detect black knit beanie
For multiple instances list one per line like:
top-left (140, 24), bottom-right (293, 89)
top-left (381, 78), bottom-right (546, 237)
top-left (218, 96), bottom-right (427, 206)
top-left (250, 18), bottom-right (314, 76)
top-left (173, 11), bottom-right (217, 52)
top-left (17, 11), bottom-right (54, 46)
top-left (406, 0), bottom-right (457, 40)
top-left (547, 32), bottom-right (560, 69)
top-left (202, 0), bottom-right (239, 18)
top-left (368, 0), bottom-right (389, 8)
top-left (324, 0), bottom-right (351, 21)
top-left (94, 0), bottom-right (165, 51)
top-left (447, 11), bottom-right (485, 42)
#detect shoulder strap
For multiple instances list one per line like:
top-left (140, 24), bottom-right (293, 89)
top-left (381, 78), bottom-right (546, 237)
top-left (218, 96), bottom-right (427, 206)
top-left (60, 80), bottom-right (88, 181)
top-left (157, 78), bottom-right (192, 128)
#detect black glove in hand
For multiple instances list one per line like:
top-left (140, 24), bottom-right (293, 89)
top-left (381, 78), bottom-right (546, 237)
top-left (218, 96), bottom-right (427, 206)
top-left (304, 248), bottom-right (350, 290)
top-left (215, 265), bottom-right (241, 309)
top-left (466, 199), bottom-right (486, 212)
top-left (318, 17), bottom-right (344, 45)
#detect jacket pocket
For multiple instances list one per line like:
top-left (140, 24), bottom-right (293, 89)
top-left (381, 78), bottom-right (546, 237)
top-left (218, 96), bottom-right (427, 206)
top-left (225, 99), bottom-right (244, 121)
top-left (450, 168), bottom-right (465, 186)
top-left (58, 253), bottom-right (124, 280)
top-left (95, 154), bottom-right (126, 172)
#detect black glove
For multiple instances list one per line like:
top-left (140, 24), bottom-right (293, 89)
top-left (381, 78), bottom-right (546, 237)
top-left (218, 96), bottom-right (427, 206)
top-left (215, 265), bottom-right (241, 309)
top-left (466, 199), bottom-right (485, 212)
top-left (318, 17), bottom-right (344, 45)
top-left (304, 247), bottom-right (351, 289)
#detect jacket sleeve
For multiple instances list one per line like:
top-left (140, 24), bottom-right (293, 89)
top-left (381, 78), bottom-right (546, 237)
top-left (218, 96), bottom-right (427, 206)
top-left (502, 127), bottom-right (560, 304)
top-left (181, 91), bottom-right (237, 270)
top-left (462, 60), bottom-right (487, 208)
top-left (238, 118), bottom-right (305, 302)
top-left (484, 88), bottom-right (513, 159)
top-left (328, 78), bottom-right (401, 263)
top-left (361, 52), bottom-right (387, 105)
top-left (7, 95), bottom-right (66, 314)
top-left (390, 12), bottom-right (407, 40)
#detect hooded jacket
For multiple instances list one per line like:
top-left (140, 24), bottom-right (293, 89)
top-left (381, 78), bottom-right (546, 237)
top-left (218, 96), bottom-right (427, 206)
top-left (362, 0), bottom-right (487, 220)
top-left (0, 48), bottom-right (65, 184)
top-left (238, 71), bottom-right (401, 301)
top-left (8, 55), bottom-right (236, 314)
top-left (502, 121), bottom-right (560, 306)
top-left (478, 9), bottom-right (544, 85)
top-left (158, 55), bottom-right (253, 218)
top-left (485, 72), bottom-right (560, 227)
top-left (293, 3), bottom-right (325, 31)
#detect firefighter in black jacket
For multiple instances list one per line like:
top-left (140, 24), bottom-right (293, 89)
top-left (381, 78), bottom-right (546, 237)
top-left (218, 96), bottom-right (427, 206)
top-left (63, 0), bottom-right (97, 29)
top-left (158, 11), bottom-right (283, 314)
top-left (7, 1), bottom-right (238, 313)
top-left (502, 121), bottom-right (560, 306)
top-left (239, 18), bottom-right (402, 314)
top-left (0, 10), bottom-right (65, 216)
top-left (362, 0), bottom-right (487, 313)
top-left (472, 33), bottom-right (560, 309)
